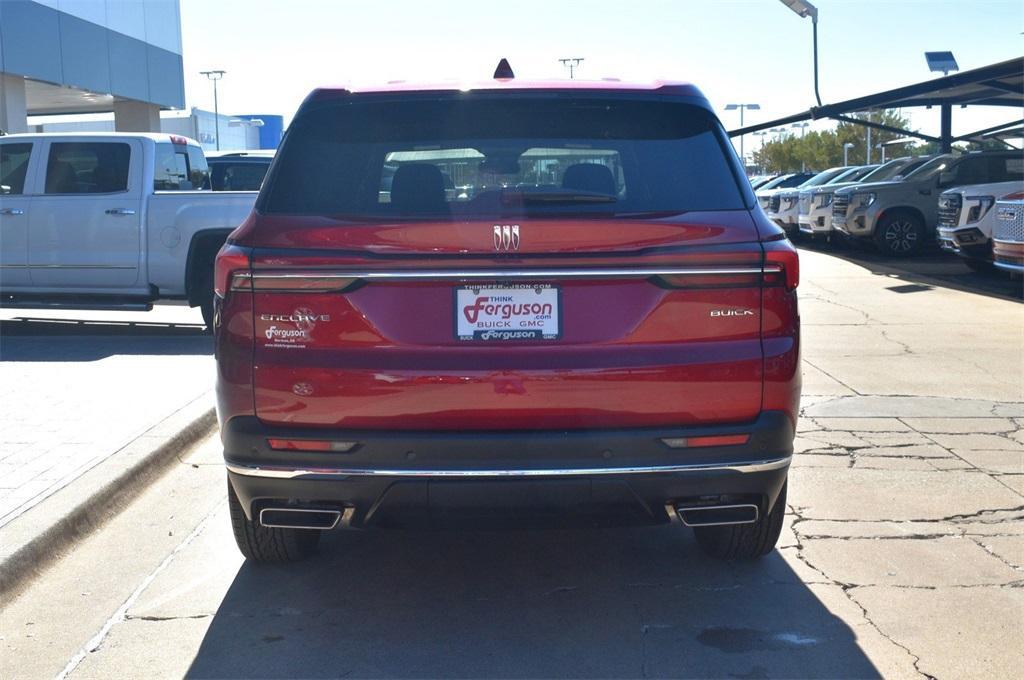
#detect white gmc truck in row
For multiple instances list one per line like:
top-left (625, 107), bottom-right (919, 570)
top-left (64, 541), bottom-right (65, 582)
top-left (0, 133), bottom-right (257, 327)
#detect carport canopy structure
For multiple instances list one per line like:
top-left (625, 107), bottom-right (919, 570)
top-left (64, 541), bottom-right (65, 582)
top-left (730, 57), bottom-right (1024, 151)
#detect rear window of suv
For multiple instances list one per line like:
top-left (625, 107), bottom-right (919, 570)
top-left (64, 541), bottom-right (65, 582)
top-left (261, 95), bottom-right (747, 218)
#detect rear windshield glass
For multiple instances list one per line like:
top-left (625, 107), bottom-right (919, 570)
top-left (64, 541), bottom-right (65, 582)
top-left (261, 96), bottom-right (746, 218)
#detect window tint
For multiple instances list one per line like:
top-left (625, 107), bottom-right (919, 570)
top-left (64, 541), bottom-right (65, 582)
top-left (45, 142), bottom-right (130, 194)
top-left (378, 148), bottom-right (624, 204)
top-left (186, 146), bottom-right (211, 189)
top-left (991, 156), bottom-right (1024, 183)
top-left (155, 143), bottom-right (210, 191)
top-left (210, 161), bottom-right (270, 190)
top-left (155, 144), bottom-right (190, 190)
top-left (903, 155), bottom-right (955, 181)
top-left (262, 97), bottom-right (745, 218)
top-left (0, 143), bottom-right (32, 195)
top-left (950, 157), bottom-right (989, 184)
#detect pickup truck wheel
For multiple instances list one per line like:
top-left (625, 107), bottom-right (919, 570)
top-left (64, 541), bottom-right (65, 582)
top-left (228, 481), bottom-right (320, 563)
top-left (874, 213), bottom-right (924, 256)
top-left (693, 482), bottom-right (786, 560)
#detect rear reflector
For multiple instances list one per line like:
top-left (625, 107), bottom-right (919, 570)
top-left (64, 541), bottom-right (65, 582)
top-left (660, 434), bottom-right (750, 449)
top-left (267, 439), bottom-right (358, 453)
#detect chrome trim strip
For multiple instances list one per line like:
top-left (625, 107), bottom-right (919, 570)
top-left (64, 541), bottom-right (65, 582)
top-left (225, 456), bottom-right (792, 480)
top-left (18, 264), bottom-right (136, 269)
top-left (241, 265), bottom-right (779, 283)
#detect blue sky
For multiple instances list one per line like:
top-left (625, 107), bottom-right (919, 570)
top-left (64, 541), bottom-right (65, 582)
top-left (180, 0), bottom-right (1023, 153)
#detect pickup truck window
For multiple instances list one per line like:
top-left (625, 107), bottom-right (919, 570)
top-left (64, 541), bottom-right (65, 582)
top-left (0, 143), bottom-right (32, 195)
top-left (262, 97), bottom-right (745, 218)
top-left (45, 142), bottom-right (130, 194)
top-left (154, 143), bottom-right (211, 191)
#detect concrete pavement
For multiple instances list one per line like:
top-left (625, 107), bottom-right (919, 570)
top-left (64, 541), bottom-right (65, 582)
top-left (0, 304), bottom-right (212, 525)
top-left (1, 248), bottom-right (1022, 679)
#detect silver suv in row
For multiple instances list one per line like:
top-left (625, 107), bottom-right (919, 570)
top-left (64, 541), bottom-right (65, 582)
top-left (832, 151), bottom-right (1024, 256)
top-left (798, 156), bottom-right (930, 241)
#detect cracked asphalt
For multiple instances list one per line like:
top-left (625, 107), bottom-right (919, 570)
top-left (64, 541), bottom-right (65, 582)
top-left (1, 248), bottom-right (1022, 679)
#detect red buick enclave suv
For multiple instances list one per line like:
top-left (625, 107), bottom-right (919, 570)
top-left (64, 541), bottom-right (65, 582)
top-left (214, 68), bottom-right (800, 563)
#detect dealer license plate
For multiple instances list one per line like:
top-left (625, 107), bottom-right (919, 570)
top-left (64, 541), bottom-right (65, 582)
top-left (455, 284), bottom-right (560, 341)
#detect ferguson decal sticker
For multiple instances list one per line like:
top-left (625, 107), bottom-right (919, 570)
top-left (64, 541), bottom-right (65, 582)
top-left (259, 310), bottom-right (330, 348)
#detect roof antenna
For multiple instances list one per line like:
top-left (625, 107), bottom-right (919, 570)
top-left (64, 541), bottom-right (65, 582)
top-left (493, 58), bottom-right (515, 80)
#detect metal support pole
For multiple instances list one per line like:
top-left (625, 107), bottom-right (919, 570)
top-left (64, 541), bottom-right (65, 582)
top-left (739, 106), bottom-right (745, 169)
top-left (812, 18), bottom-right (822, 106)
top-left (212, 79), bottom-right (220, 151)
top-left (866, 113), bottom-right (871, 164)
top-left (200, 70), bottom-right (226, 152)
top-left (940, 103), bottom-right (952, 152)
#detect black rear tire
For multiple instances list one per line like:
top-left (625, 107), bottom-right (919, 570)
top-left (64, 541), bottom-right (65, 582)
top-left (874, 212), bottom-right (925, 257)
top-left (228, 480), bottom-right (321, 563)
top-left (693, 483), bottom-right (787, 560)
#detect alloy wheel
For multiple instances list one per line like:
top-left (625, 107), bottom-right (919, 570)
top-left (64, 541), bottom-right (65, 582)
top-left (884, 220), bottom-right (918, 253)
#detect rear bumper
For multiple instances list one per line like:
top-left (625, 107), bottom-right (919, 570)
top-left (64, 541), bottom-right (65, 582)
top-left (223, 411), bottom-right (793, 527)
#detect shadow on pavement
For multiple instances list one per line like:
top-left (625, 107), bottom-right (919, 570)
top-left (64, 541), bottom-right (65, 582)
top-left (797, 238), bottom-right (1024, 302)
top-left (187, 526), bottom-right (879, 679)
top-left (0, 317), bottom-right (211, 362)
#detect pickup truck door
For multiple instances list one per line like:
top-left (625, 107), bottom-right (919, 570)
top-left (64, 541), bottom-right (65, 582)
top-left (28, 138), bottom-right (144, 289)
top-left (0, 140), bottom-right (37, 289)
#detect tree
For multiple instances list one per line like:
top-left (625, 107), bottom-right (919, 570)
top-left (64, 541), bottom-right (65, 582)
top-left (752, 109), bottom-right (918, 173)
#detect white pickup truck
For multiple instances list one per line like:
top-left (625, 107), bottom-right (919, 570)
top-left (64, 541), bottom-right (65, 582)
top-left (0, 132), bottom-right (257, 327)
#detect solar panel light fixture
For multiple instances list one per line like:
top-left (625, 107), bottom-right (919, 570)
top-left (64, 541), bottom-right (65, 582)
top-left (779, 0), bottom-right (818, 22)
top-left (925, 52), bottom-right (959, 76)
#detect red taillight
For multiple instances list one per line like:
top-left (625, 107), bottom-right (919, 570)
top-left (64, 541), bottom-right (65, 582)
top-left (267, 438), bottom-right (357, 452)
top-left (246, 273), bottom-right (358, 293)
top-left (655, 271), bottom-right (763, 288)
top-left (763, 239), bottom-right (799, 290)
top-left (214, 244), bottom-right (251, 297)
top-left (661, 434), bottom-right (750, 448)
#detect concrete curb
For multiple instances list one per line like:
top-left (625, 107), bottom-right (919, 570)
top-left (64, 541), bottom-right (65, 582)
top-left (0, 393), bottom-right (217, 601)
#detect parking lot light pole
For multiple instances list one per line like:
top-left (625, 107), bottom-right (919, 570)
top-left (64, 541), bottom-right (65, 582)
top-left (843, 142), bottom-right (855, 165)
top-left (558, 58), bottom-right (584, 79)
top-left (778, 0), bottom-right (821, 106)
top-left (725, 103), bottom-right (760, 171)
top-left (199, 70), bottom-right (226, 150)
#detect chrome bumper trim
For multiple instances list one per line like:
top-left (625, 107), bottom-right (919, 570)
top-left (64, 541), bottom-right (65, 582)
top-left (240, 265), bottom-right (779, 284)
top-left (225, 456), bottom-right (792, 479)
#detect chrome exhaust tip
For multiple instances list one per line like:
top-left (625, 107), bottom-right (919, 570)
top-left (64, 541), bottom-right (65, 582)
top-left (672, 503), bottom-right (759, 527)
top-left (259, 507), bottom-right (344, 530)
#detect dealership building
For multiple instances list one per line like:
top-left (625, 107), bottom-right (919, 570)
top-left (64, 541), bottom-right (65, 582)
top-left (0, 0), bottom-right (187, 134)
